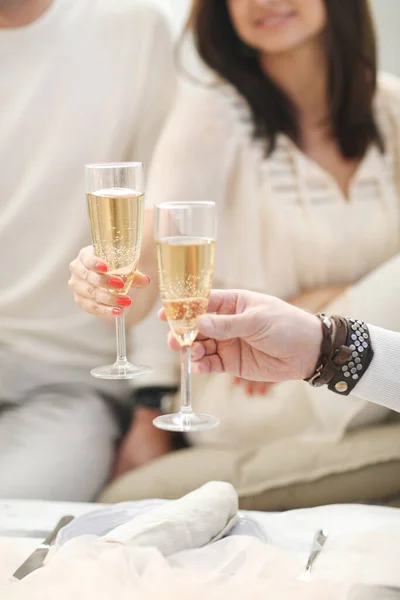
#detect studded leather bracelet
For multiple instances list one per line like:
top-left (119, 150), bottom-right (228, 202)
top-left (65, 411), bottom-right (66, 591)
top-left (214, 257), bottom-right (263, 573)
top-left (306, 314), bottom-right (374, 396)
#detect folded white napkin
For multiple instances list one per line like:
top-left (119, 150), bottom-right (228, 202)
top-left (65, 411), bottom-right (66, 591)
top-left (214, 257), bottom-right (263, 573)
top-left (103, 481), bottom-right (238, 556)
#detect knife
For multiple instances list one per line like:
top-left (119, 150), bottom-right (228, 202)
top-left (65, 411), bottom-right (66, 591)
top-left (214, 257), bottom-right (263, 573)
top-left (13, 515), bottom-right (74, 580)
top-left (0, 529), bottom-right (51, 539)
top-left (298, 528), bottom-right (329, 581)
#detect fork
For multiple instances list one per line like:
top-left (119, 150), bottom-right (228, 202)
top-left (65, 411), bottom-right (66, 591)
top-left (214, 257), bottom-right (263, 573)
top-left (298, 528), bottom-right (329, 582)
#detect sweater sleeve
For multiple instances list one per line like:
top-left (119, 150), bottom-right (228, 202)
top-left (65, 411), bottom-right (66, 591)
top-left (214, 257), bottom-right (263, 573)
top-left (132, 85), bottom-right (243, 390)
top-left (145, 84), bottom-right (243, 207)
top-left (318, 253), bottom-right (400, 414)
top-left (129, 2), bottom-right (177, 170)
top-left (354, 325), bottom-right (400, 412)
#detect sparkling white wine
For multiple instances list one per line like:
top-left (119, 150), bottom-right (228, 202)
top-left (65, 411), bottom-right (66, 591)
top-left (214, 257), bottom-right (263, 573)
top-left (87, 188), bottom-right (145, 295)
top-left (157, 236), bottom-right (216, 346)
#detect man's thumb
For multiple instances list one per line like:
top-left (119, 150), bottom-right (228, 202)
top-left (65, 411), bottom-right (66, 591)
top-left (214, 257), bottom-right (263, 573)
top-left (197, 313), bottom-right (251, 340)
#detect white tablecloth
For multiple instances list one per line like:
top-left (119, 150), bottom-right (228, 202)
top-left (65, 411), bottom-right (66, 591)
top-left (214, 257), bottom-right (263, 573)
top-left (1, 499), bottom-right (400, 583)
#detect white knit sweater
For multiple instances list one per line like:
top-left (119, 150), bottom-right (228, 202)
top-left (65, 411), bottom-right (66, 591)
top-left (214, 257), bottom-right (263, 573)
top-left (356, 325), bottom-right (400, 412)
top-left (0, 0), bottom-right (176, 373)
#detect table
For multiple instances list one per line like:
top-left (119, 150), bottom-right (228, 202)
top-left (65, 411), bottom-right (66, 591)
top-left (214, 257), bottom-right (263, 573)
top-left (0, 499), bottom-right (96, 584)
top-left (1, 500), bottom-right (400, 583)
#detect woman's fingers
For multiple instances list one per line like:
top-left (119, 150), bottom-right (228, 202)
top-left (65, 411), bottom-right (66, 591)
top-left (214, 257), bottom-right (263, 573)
top-left (69, 257), bottom-right (132, 318)
top-left (68, 274), bottom-right (130, 308)
top-left (71, 246), bottom-right (150, 289)
top-left (233, 377), bottom-right (271, 396)
top-left (78, 245), bottom-right (107, 272)
top-left (69, 254), bottom-right (122, 290)
top-left (132, 270), bottom-right (151, 288)
top-left (69, 245), bottom-right (151, 319)
top-left (73, 292), bottom-right (123, 318)
top-left (246, 381), bottom-right (255, 396)
top-left (69, 261), bottom-right (109, 289)
top-left (257, 383), bottom-right (269, 395)
top-left (69, 278), bottom-right (131, 317)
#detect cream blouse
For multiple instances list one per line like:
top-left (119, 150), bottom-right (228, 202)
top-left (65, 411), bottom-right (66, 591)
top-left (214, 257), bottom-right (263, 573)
top-left (133, 73), bottom-right (400, 448)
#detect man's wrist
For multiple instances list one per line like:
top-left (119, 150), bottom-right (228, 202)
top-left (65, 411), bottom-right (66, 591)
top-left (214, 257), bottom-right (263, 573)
top-left (305, 315), bottom-right (374, 395)
top-left (303, 314), bottom-right (325, 380)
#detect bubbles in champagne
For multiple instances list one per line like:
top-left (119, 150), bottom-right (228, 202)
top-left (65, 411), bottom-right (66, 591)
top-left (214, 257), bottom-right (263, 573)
top-left (157, 237), bottom-right (216, 345)
top-left (87, 188), bottom-right (145, 294)
top-left (163, 298), bottom-right (209, 321)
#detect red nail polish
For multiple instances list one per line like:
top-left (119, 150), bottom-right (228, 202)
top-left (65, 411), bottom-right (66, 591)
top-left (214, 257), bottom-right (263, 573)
top-left (109, 277), bottom-right (124, 289)
top-left (117, 297), bottom-right (132, 307)
top-left (95, 262), bottom-right (108, 273)
top-left (145, 276), bottom-right (151, 284)
top-left (112, 308), bottom-right (122, 316)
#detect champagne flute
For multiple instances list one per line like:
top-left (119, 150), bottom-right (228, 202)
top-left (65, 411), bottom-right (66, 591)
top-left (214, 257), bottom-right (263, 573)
top-left (85, 162), bottom-right (152, 380)
top-left (154, 201), bottom-right (220, 432)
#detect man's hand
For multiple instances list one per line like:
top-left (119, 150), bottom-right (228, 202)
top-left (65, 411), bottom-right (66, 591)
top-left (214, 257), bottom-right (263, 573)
top-left (112, 407), bottom-right (174, 480)
top-left (159, 290), bottom-right (322, 383)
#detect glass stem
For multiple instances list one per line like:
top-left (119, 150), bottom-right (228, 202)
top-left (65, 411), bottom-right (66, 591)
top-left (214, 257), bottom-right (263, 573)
top-left (115, 314), bottom-right (128, 364)
top-left (181, 346), bottom-right (192, 412)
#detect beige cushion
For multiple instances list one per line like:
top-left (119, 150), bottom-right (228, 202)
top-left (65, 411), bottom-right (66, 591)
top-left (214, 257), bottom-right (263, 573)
top-left (99, 423), bottom-right (400, 510)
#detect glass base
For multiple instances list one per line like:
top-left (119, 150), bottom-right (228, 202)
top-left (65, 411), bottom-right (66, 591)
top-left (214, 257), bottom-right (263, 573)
top-left (90, 361), bottom-right (152, 380)
top-left (153, 411), bottom-right (220, 432)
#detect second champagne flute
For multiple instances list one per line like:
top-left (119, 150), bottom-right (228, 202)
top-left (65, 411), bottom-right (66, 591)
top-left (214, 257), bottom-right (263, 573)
top-left (154, 201), bottom-right (220, 432)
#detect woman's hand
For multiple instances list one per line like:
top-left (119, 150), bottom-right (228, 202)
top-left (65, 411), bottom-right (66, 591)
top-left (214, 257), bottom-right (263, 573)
top-left (233, 377), bottom-right (272, 396)
top-left (68, 246), bottom-right (150, 319)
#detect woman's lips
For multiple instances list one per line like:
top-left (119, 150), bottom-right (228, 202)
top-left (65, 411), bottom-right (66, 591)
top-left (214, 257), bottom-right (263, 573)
top-left (255, 12), bottom-right (296, 29)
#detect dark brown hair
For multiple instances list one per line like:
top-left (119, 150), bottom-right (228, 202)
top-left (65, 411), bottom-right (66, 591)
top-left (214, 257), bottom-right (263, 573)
top-left (187, 0), bottom-right (383, 158)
